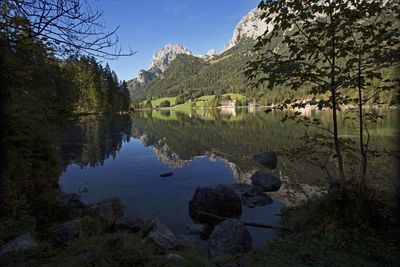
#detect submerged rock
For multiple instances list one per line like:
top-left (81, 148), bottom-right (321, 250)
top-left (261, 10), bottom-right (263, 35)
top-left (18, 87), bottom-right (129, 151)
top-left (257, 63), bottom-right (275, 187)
top-left (185, 223), bottom-right (206, 235)
top-left (160, 172), bottom-right (173, 177)
top-left (56, 192), bottom-right (86, 216)
top-left (230, 183), bottom-right (273, 208)
top-left (89, 197), bottom-right (125, 228)
top-left (208, 219), bottom-right (252, 258)
top-left (253, 151), bottom-right (278, 169)
top-left (144, 219), bottom-right (179, 252)
top-left (245, 195), bottom-right (273, 208)
top-left (250, 171), bottom-right (281, 192)
top-left (189, 184), bottom-right (242, 225)
top-left (0, 234), bottom-right (39, 255)
top-left (52, 219), bottom-right (81, 246)
top-left (115, 216), bottom-right (145, 233)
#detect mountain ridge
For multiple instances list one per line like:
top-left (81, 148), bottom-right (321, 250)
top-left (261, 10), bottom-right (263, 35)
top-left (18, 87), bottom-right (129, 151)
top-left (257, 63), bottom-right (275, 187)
top-left (127, 7), bottom-right (266, 98)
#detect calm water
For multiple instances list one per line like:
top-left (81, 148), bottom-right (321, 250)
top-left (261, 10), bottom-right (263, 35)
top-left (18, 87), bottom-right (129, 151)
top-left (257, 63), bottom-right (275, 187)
top-left (58, 108), bottom-right (398, 246)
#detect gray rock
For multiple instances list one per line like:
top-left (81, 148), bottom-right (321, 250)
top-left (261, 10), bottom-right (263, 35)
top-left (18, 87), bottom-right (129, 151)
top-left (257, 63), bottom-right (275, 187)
top-left (89, 197), bottom-right (125, 228)
top-left (189, 184), bottom-right (242, 225)
top-left (208, 219), bottom-right (252, 258)
top-left (0, 234), bottom-right (39, 255)
top-left (185, 223), bottom-right (206, 235)
top-left (115, 216), bottom-right (145, 233)
top-left (56, 192), bottom-right (86, 216)
top-left (230, 183), bottom-right (273, 208)
top-left (144, 219), bottom-right (179, 252)
top-left (250, 171), bottom-right (281, 192)
top-left (253, 151), bottom-right (278, 169)
top-left (52, 219), bottom-right (80, 246)
top-left (166, 253), bottom-right (185, 262)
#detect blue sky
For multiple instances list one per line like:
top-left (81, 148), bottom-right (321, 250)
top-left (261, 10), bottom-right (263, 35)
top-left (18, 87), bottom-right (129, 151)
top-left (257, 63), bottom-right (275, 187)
top-left (92, 0), bottom-right (260, 81)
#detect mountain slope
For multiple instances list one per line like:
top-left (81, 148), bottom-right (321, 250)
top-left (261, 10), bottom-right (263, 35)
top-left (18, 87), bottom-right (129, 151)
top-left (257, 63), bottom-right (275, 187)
top-left (128, 8), bottom-right (267, 103)
top-left (132, 40), bottom-right (257, 103)
top-left (127, 44), bottom-right (193, 98)
top-left (129, 5), bottom-right (398, 106)
top-left (142, 54), bottom-right (208, 100)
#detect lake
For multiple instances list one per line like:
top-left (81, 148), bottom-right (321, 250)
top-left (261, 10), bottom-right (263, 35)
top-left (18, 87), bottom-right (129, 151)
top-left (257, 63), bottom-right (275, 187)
top-left (57, 108), bottom-right (398, 246)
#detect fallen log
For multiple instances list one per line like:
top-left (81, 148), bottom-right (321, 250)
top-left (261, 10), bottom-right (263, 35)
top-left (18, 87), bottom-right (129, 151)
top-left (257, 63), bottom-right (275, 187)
top-left (196, 211), bottom-right (293, 232)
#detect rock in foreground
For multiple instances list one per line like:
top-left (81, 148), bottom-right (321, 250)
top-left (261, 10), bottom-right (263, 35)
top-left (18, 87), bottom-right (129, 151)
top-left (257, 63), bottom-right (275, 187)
top-left (52, 219), bottom-right (81, 246)
top-left (145, 219), bottom-right (180, 252)
top-left (89, 196), bottom-right (125, 228)
top-left (250, 171), bottom-right (281, 192)
top-left (115, 216), bottom-right (145, 233)
top-left (56, 192), bottom-right (86, 216)
top-left (208, 219), bottom-right (252, 258)
top-left (0, 234), bottom-right (39, 255)
top-left (185, 223), bottom-right (206, 235)
top-left (189, 185), bottom-right (242, 224)
top-left (253, 151), bottom-right (278, 169)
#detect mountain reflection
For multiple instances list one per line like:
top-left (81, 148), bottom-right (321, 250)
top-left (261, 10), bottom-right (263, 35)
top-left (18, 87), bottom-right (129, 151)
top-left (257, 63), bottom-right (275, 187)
top-left (126, 109), bottom-right (398, 204)
top-left (56, 109), bottom-right (398, 205)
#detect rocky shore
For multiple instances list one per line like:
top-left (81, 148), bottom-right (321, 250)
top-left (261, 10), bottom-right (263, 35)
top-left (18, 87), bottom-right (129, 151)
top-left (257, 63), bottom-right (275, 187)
top-left (0, 150), bottom-right (283, 264)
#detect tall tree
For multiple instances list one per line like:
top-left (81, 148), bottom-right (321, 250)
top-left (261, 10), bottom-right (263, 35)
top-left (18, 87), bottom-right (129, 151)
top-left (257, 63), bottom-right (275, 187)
top-left (339, 0), bottom-right (399, 195)
top-left (245, 0), bottom-right (399, 194)
top-left (246, 0), bottom-right (352, 187)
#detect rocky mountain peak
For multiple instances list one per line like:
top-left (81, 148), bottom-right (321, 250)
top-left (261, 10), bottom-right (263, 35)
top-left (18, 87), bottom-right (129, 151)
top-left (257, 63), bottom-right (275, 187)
top-left (222, 8), bottom-right (272, 52)
top-left (206, 49), bottom-right (217, 57)
top-left (149, 43), bottom-right (192, 73)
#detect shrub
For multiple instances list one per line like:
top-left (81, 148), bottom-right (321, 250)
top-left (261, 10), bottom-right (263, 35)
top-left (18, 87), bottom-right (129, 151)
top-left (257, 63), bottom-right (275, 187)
top-left (159, 100), bottom-right (170, 107)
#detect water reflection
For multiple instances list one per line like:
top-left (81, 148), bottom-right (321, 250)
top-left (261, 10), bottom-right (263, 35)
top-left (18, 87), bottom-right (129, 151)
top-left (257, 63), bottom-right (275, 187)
top-left (57, 108), bottom-right (397, 245)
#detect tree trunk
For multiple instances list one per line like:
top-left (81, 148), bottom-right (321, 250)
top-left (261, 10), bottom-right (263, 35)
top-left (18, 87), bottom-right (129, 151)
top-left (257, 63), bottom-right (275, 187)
top-left (330, 11), bottom-right (346, 191)
top-left (358, 51), bottom-right (367, 197)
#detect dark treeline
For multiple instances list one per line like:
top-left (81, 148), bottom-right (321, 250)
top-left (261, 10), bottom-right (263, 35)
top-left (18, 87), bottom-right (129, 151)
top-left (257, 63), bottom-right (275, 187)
top-left (0, 7), bottom-right (130, 219)
top-left (1, 39), bottom-right (130, 116)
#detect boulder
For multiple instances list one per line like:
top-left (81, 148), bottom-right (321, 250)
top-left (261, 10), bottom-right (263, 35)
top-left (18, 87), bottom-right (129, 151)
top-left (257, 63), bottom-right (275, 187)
top-left (250, 171), bottom-right (281, 192)
top-left (230, 183), bottom-right (273, 208)
top-left (144, 219), bottom-right (179, 252)
top-left (89, 197), bottom-right (125, 228)
top-left (189, 184), bottom-right (242, 224)
top-left (253, 151), bottom-right (278, 169)
top-left (52, 219), bottom-right (81, 246)
top-left (0, 234), bottom-right (39, 255)
top-left (208, 219), bottom-right (252, 258)
top-left (56, 192), bottom-right (86, 216)
top-left (115, 216), bottom-right (145, 233)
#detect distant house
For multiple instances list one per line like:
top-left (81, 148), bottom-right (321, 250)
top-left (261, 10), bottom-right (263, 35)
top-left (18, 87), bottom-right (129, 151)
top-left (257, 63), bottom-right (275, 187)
top-left (219, 99), bottom-right (236, 108)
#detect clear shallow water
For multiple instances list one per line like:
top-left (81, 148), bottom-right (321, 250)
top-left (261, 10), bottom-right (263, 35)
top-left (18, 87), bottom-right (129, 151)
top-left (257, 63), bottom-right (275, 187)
top-left (59, 138), bottom-right (284, 246)
top-left (58, 108), bottom-right (398, 246)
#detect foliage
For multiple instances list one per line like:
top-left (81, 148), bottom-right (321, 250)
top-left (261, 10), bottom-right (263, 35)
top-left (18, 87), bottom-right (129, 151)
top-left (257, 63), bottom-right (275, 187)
top-left (217, 187), bottom-right (400, 267)
top-left (0, 0), bottom-right (133, 58)
top-left (159, 100), bottom-right (171, 107)
top-left (245, 0), bottom-right (400, 193)
top-left (131, 40), bottom-right (265, 103)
